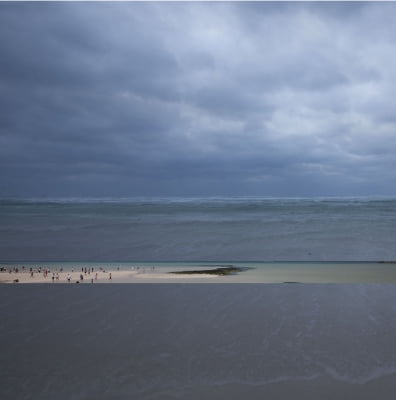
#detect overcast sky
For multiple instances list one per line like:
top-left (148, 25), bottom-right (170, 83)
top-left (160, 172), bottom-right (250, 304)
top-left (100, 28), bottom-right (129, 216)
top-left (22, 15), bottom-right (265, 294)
top-left (1, 1), bottom-right (396, 198)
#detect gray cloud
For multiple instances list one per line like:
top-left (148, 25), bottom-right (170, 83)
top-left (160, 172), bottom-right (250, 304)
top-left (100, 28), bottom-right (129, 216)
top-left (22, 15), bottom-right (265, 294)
top-left (1, 2), bottom-right (396, 198)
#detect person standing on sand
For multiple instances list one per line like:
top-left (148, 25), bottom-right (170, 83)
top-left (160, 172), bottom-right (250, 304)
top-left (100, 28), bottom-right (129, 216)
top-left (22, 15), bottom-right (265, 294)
top-left (67, 273), bottom-right (71, 283)
top-left (109, 272), bottom-right (112, 280)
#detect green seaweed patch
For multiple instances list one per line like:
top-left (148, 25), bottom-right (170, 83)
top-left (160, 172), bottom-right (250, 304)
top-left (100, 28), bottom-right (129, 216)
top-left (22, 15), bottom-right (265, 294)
top-left (170, 266), bottom-right (250, 276)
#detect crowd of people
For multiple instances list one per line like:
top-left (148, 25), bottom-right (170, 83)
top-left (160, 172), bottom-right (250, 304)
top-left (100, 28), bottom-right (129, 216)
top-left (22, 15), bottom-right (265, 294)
top-left (0, 265), bottom-right (114, 283)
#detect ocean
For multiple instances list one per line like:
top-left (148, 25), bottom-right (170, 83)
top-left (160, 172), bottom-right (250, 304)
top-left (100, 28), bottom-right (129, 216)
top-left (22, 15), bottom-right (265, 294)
top-left (1, 197), bottom-right (395, 263)
top-left (3, 199), bottom-right (396, 399)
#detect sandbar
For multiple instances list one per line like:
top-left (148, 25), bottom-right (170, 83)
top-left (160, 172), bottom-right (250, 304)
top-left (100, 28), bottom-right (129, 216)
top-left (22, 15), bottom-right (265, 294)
top-left (0, 267), bottom-right (219, 284)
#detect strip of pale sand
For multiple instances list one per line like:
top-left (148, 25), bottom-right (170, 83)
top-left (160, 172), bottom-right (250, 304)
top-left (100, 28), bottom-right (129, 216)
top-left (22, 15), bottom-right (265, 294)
top-left (0, 269), bottom-right (217, 283)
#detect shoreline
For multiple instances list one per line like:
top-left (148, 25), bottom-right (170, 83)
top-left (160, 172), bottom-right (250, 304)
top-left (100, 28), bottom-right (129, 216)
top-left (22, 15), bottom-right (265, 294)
top-left (0, 268), bottom-right (220, 284)
top-left (2, 261), bottom-right (396, 283)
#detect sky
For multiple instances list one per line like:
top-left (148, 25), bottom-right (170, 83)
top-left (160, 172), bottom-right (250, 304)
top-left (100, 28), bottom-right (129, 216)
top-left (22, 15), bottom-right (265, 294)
top-left (1, 1), bottom-right (396, 198)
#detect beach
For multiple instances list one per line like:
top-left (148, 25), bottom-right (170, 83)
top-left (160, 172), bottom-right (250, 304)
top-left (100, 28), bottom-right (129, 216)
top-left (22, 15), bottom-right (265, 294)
top-left (3, 0), bottom-right (396, 397)
top-left (2, 199), bottom-right (396, 398)
top-left (2, 284), bottom-right (396, 400)
top-left (2, 261), bottom-right (396, 284)
top-left (0, 266), bottom-right (219, 284)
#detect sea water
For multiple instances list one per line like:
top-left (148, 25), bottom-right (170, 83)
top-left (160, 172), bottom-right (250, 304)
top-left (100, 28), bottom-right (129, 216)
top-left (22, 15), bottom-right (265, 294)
top-left (1, 197), bottom-right (395, 263)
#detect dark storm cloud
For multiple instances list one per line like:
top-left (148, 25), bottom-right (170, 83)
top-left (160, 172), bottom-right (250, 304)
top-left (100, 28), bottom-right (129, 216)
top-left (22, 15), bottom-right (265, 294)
top-left (1, 1), bottom-right (396, 197)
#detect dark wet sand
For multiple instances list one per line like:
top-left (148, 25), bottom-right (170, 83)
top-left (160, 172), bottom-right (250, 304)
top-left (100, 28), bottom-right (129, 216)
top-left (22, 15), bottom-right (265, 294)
top-left (1, 284), bottom-right (396, 400)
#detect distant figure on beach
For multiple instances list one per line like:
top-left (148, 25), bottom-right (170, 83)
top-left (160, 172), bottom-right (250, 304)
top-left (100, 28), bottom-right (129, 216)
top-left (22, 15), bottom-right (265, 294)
top-left (109, 272), bottom-right (112, 280)
top-left (67, 273), bottom-right (71, 283)
top-left (80, 274), bottom-right (84, 281)
top-left (95, 272), bottom-right (98, 280)
top-left (52, 273), bottom-right (55, 283)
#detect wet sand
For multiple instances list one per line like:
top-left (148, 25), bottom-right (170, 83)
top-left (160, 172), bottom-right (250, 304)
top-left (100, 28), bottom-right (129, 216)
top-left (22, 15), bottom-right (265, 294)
top-left (2, 284), bottom-right (396, 399)
top-left (162, 375), bottom-right (396, 400)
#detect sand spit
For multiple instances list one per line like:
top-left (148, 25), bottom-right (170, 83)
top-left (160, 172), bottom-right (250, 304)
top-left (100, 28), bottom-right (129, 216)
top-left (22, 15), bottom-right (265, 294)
top-left (0, 268), bottom-right (219, 284)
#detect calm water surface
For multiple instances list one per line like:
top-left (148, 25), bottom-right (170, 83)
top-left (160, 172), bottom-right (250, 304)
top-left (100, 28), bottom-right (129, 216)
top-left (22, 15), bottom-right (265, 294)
top-left (1, 197), bottom-right (395, 263)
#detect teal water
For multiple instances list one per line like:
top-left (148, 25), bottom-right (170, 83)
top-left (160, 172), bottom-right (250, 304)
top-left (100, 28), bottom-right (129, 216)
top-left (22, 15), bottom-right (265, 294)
top-left (1, 197), bottom-right (396, 263)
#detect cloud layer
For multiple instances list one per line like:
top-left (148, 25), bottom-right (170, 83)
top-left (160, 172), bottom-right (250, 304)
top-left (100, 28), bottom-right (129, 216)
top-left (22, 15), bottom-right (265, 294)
top-left (1, 2), bottom-right (396, 197)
